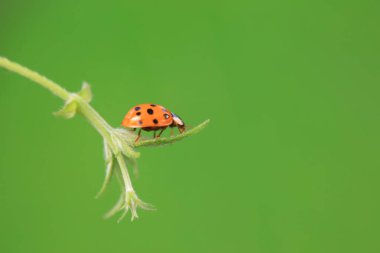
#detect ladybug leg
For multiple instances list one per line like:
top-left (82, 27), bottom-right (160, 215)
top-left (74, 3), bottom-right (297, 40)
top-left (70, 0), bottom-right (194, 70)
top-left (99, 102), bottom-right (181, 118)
top-left (135, 129), bottom-right (142, 143)
top-left (170, 128), bottom-right (174, 136)
top-left (178, 125), bottom-right (185, 134)
top-left (156, 127), bottom-right (166, 138)
top-left (153, 131), bottom-right (156, 138)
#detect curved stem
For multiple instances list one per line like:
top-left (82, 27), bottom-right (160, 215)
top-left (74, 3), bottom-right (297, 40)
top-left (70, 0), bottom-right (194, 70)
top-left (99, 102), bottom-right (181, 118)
top-left (0, 56), bottom-right (118, 152)
top-left (0, 56), bottom-right (137, 206)
top-left (0, 57), bottom-right (70, 100)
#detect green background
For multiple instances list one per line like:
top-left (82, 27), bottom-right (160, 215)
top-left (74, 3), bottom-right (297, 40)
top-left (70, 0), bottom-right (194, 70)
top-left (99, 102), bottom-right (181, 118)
top-left (1, 1), bottom-right (380, 252)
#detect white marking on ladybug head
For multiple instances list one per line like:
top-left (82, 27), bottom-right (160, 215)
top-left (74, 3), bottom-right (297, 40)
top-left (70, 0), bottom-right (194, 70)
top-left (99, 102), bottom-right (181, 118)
top-left (172, 113), bottom-right (184, 126)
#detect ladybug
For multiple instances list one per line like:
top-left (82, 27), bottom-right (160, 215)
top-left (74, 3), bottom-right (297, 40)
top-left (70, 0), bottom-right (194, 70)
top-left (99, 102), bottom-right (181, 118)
top-left (121, 104), bottom-right (186, 142)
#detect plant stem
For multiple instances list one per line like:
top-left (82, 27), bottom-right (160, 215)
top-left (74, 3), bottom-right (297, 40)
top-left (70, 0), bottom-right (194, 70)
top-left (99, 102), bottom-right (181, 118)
top-left (0, 56), bottom-right (117, 151)
top-left (115, 153), bottom-right (133, 191)
top-left (0, 57), bottom-right (70, 100)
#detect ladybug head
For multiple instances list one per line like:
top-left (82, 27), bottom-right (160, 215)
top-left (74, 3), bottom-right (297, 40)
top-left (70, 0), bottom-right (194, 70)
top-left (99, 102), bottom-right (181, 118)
top-left (172, 113), bottom-right (186, 133)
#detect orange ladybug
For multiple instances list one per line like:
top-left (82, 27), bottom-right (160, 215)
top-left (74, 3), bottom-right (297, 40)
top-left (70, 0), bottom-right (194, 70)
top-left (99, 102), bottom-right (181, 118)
top-left (122, 104), bottom-right (186, 142)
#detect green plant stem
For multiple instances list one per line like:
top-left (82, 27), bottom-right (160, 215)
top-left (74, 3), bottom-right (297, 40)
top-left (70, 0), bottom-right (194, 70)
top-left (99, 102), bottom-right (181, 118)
top-left (115, 153), bottom-right (134, 191)
top-left (0, 56), bottom-right (116, 151)
top-left (0, 57), bottom-right (70, 100)
top-left (0, 56), bottom-right (137, 218)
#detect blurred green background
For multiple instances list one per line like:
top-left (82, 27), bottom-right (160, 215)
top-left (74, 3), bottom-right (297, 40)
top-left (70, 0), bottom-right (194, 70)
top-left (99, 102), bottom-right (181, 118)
top-left (1, 0), bottom-right (380, 252)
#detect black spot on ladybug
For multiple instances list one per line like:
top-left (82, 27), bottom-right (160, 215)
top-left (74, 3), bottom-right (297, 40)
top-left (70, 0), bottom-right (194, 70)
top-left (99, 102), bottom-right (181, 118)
top-left (135, 106), bottom-right (141, 111)
top-left (147, 108), bottom-right (154, 115)
top-left (153, 119), bottom-right (158, 124)
top-left (164, 113), bottom-right (170, 119)
top-left (138, 120), bottom-right (143, 125)
top-left (136, 112), bottom-right (141, 116)
top-left (150, 104), bottom-right (156, 107)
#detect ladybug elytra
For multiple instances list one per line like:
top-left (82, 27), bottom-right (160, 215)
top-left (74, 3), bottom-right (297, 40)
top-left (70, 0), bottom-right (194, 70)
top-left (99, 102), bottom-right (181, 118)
top-left (121, 104), bottom-right (186, 142)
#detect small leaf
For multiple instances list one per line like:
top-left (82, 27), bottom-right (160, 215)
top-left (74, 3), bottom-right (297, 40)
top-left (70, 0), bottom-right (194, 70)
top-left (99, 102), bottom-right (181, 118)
top-left (129, 157), bottom-right (139, 177)
top-left (103, 139), bottom-right (113, 163)
top-left (54, 100), bottom-right (77, 119)
top-left (78, 82), bottom-right (92, 102)
top-left (96, 142), bottom-right (115, 198)
top-left (96, 158), bottom-right (114, 198)
top-left (104, 192), bottom-right (125, 219)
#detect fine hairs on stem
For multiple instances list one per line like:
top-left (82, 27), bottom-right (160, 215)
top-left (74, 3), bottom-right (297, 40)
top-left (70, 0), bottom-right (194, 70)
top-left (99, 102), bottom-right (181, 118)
top-left (0, 56), bottom-right (209, 222)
